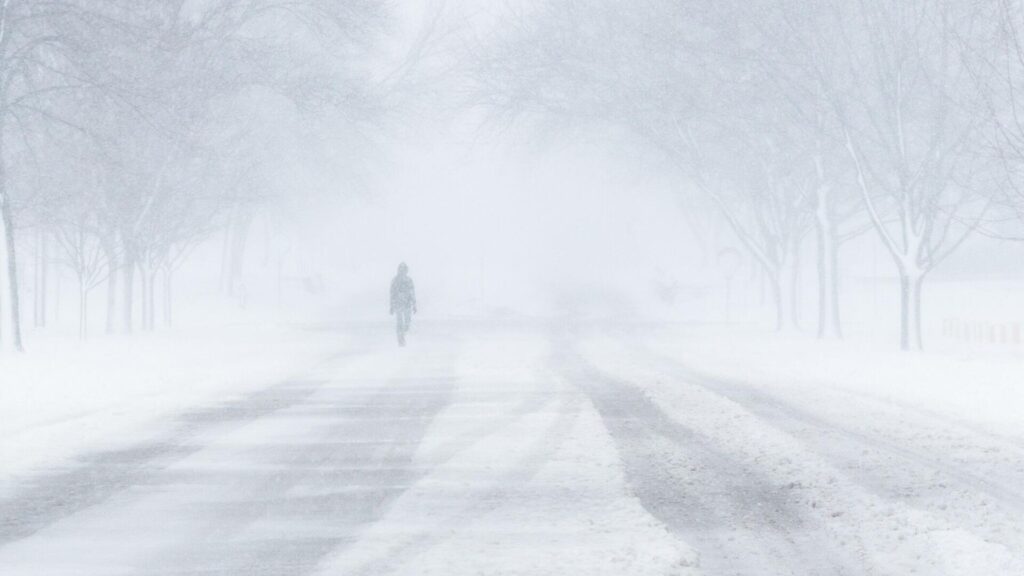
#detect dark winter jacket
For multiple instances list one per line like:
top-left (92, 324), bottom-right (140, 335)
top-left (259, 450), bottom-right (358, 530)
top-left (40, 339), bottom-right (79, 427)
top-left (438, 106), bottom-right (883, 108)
top-left (390, 274), bottom-right (416, 312)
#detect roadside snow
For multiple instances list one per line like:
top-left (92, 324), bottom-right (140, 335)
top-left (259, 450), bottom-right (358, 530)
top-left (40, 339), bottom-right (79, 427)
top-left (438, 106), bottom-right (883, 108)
top-left (644, 325), bottom-right (1024, 437)
top-left (580, 327), bottom-right (1024, 576)
top-left (0, 323), bottom-right (343, 492)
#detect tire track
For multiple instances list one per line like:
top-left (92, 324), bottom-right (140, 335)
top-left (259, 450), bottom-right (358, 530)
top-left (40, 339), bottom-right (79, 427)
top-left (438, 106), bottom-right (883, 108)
top-left (137, 377), bottom-right (458, 576)
top-left (604, 339), bottom-right (1023, 570)
top-left (644, 353), bottom-right (1024, 551)
top-left (0, 335), bottom-right (458, 575)
top-left (325, 386), bottom-right (583, 576)
top-left (559, 349), bottom-right (861, 576)
top-left (0, 379), bottom-right (326, 547)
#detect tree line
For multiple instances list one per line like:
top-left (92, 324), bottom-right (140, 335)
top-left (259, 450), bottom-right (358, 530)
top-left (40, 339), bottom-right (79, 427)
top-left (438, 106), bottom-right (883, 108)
top-left (0, 0), bottom-right (390, 349)
top-left (471, 0), bottom-right (1024, 350)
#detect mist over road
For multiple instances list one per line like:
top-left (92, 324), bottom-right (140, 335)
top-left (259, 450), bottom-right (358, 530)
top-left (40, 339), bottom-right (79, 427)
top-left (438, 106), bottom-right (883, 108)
top-left (0, 322), bottom-right (1020, 575)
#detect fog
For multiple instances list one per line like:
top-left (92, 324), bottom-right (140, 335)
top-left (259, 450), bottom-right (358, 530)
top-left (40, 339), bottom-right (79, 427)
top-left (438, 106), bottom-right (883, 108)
top-left (1, 1), bottom-right (1023, 575)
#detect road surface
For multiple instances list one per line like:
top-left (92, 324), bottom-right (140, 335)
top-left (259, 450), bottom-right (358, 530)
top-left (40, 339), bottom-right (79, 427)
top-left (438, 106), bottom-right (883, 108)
top-left (1, 322), bottom-right (1021, 575)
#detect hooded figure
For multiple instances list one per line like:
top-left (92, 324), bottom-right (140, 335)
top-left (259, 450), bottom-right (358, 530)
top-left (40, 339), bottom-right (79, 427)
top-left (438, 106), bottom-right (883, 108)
top-left (390, 262), bottom-right (417, 346)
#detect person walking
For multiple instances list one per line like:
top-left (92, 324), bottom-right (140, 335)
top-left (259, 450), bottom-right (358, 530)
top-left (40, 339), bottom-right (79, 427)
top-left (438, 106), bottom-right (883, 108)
top-left (389, 262), bottom-right (417, 346)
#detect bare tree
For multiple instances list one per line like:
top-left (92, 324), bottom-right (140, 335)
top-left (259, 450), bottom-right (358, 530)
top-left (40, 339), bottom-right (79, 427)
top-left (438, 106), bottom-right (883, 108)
top-left (976, 0), bottom-right (1024, 237)
top-left (54, 215), bottom-right (108, 338)
top-left (68, 0), bottom-right (389, 333)
top-left (473, 0), bottom-right (1001, 347)
top-left (0, 0), bottom-right (86, 351)
top-left (692, 126), bottom-right (815, 329)
top-left (471, 0), bottom-right (820, 329)
top-left (747, 0), bottom-right (876, 339)
top-left (0, 0), bottom-right (395, 350)
top-left (825, 0), bottom-right (996, 350)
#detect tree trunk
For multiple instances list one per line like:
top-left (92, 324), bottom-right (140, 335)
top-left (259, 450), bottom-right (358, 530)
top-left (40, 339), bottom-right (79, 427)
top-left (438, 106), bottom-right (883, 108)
top-left (769, 267), bottom-right (795, 331)
top-left (0, 186), bottom-right (23, 351)
top-left (139, 264), bottom-right (152, 331)
top-left (276, 255), bottom-right (284, 309)
top-left (122, 250), bottom-right (135, 333)
top-left (758, 266), bottom-right (766, 306)
top-left (33, 231), bottom-right (40, 327)
top-left (898, 268), bottom-right (925, 351)
top-left (815, 221), bottom-right (829, 338)
top-left (829, 238), bottom-right (842, 338)
top-left (219, 221), bottom-right (232, 294)
top-left (146, 269), bottom-right (157, 330)
top-left (41, 233), bottom-right (47, 326)
top-left (814, 218), bottom-right (843, 339)
top-left (790, 242), bottom-right (801, 329)
top-left (812, 158), bottom-right (842, 339)
top-left (226, 212), bottom-right (252, 297)
top-left (0, 243), bottom-right (4, 345)
top-left (770, 271), bottom-right (784, 331)
top-left (139, 269), bottom-right (148, 331)
top-left (34, 229), bottom-right (47, 328)
top-left (814, 235), bottom-right (834, 338)
top-left (53, 264), bottom-right (60, 323)
top-left (79, 282), bottom-right (88, 339)
top-left (103, 237), bottom-right (118, 335)
top-left (913, 273), bottom-right (924, 350)
top-left (162, 268), bottom-right (172, 327)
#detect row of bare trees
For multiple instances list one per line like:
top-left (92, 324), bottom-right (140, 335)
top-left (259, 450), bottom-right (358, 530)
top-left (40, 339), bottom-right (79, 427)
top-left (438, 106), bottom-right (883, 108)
top-left (471, 0), bottom-right (1024, 350)
top-left (0, 0), bottom-right (389, 349)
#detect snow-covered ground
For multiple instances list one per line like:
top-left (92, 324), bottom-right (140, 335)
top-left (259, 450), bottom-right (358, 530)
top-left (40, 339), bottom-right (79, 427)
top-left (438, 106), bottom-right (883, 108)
top-left (1, 319), bottom-right (1022, 575)
top-left (635, 324), bottom-right (1024, 436)
top-left (0, 322), bottom-right (696, 575)
top-left (311, 328), bottom-right (694, 576)
top-left (0, 321), bottom-right (344, 493)
top-left (579, 324), bottom-right (1024, 575)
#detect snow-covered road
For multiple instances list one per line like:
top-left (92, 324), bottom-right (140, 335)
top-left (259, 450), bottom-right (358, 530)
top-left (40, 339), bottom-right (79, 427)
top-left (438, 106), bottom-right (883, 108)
top-left (0, 322), bottom-right (1021, 575)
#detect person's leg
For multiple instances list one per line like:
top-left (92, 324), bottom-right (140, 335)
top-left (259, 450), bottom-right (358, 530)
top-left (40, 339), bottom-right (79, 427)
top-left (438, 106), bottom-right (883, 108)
top-left (402, 308), bottom-right (412, 333)
top-left (396, 310), bottom-right (406, 345)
